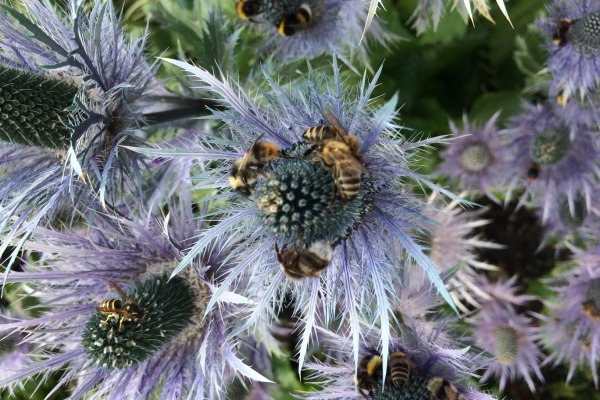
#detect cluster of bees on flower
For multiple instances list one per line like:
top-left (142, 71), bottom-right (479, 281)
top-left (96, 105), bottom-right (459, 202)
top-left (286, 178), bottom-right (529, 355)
top-left (229, 110), bottom-right (366, 280)
top-left (236, 0), bottom-right (314, 36)
top-left (355, 351), bottom-right (466, 400)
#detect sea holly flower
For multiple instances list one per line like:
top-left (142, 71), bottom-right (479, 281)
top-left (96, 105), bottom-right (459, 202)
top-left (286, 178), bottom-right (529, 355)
top-left (500, 102), bottom-right (600, 220)
top-left (438, 113), bottom-right (509, 203)
top-left (538, 0), bottom-right (600, 103)
top-left (0, 161), bottom-right (270, 399)
top-left (138, 56), bottom-right (462, 371)
top-left (468, 303), bottom-right (544, 392)
top-left (304, 327), bottom-right (495, 400)
top-left (236, 0), bottom-right (395, 64)
top-left (535, 245), bottom-right (600, 386)
top-left (0, 0), bottom-right (203, 272)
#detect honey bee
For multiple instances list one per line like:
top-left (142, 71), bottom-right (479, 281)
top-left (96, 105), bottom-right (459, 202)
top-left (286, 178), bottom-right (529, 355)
top-left (236, 0), bottom-right (261, 20)
top-left (426, 377), bottom-right (466, 400)
top-left (355, 351), bottom-right (417, 399)
top-left (303, 110), bottom-right (365, 205)
top-left (388, 351), bottom-right (417, 388)
top-left (527, 162), bottom-right (540, 182)
top-left (278, 3), bottom-right (312, 36)
top-left (229, 133), bottom-right (280, 196)
top-left (275, 241), bottom-right (333, 280)
top-left (97, 281), bottom-right (144, 332)
top-left (553, 18), bottom-right (574, 46)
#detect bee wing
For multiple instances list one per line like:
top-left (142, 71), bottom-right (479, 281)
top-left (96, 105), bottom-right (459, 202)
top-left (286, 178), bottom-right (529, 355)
top-left (323, 109), bottom-right (349, 142)
top-left (237, 133), bottom-right (266, 172)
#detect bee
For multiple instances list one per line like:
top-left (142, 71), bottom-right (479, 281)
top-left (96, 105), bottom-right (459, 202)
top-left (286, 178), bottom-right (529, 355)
top-left (582, 299), bottom-right (600, 321)
top-left (275, 241), bottom-right (333, 280)
top-left (278, 3), bottom-right (312, 36)
top-left (388, 351), bottom-right (417, 388)
top-left (527, 162), bottom-right (540, 182)
top-left (236, 0), bottom-right (261, 20)
top-left (303, 110), bottom-right (365, 205)
top-left (229, 133), bottom-right (280, 196)
top-left (355, 351), bottom-right (417, 399)
top-left (97, 281), bottom-right (144, 332)
top-left (427, 377), bottom-right (466, 400)
top-left (553, 18), bottom-right (574, 46)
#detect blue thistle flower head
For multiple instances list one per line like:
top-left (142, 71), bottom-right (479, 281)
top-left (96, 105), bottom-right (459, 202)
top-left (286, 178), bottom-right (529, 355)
top-left (238, 0), bottom-right (395, 64)
top-left (468, 303), bottom-right (544, 392)
top-left (0, 0), bottom-right (166, 270)
top-left (536, 245), bottom-right (600, 386)
top-left (539, 0), bottom-right (600, 102)
top-left (438, 113), bottom-right (510, 203)
top-left (304, 326), bottom-right (496, 400)
top-left (152, 56), bottom-right (463, 371)
top-left (0, 167), bottom-right (271, 399)
top-left (500, 102), bottom-right (600, 219)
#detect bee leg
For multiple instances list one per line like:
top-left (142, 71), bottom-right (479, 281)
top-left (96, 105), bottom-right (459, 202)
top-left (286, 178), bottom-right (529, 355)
top-left (303, 144), bottom-right (318, 158)
top-left (328, 183), bottom-right (339, 210)
top-left (118, 317), bottom-right (125, 332)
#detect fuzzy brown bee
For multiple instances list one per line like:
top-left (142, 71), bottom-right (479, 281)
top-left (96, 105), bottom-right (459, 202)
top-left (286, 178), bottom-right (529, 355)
top-left (275, 241), bottom-right (333, 280)
top-left (97, 281), bottom-right (144, 332)
top-left (278, 3), bottom-right (312, 36)
top-left (426, 377), bottom-right (466, 400)
top-left (303, 110), bottom-right (366, 205)
top-left (229, 133), bottom-right (280, 196)
top-left (553, 18), bottom-right (574, 46)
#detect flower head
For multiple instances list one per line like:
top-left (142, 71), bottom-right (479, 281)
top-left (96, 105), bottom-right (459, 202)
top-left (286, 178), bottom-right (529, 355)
top-left (468, 303), bottom-right (544, 392)
top-left (304, 326), bottom-right (495, 400)
top-left (146, 57), bottom-right (462, 371)
top-left (536, 245), bottom-right (600, 386)
top-left (538, 0), bottom-right (600, 102)
top-left (500, 102), bottom-right (600, 220)
top-left (237, 0), bottom-right (395, 64)
top-left (438, 113), bottom-right (509, 203)
top-left (0, 161), bottom-right (270, 399)
top-left (0, 0), bottom-right (169, 268)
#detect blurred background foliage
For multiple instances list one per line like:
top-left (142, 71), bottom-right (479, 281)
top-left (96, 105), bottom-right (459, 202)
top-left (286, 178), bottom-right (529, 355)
top-left (2, 0), bottom-right (598, 399)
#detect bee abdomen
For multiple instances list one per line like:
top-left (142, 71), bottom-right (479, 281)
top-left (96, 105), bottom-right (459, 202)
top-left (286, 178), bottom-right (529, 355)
top-left (389, 351), bottom-right (414, 388)
top-left (303, 125), bottom-right (338, 143)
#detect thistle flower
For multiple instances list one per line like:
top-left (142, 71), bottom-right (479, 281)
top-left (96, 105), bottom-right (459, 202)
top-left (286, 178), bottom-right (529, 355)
top-left (500, 102), bottom-right (600, 220)
top-left (0, 163), bottom-right (270, 399)
top-left (304, 326), bottom-right (495, 400)
top-left (469, 275), bottom-right (536, 310)
top-left (536, 245), bottom-right (600, 386)
top-left (0, 0), bottom-right (200, 270)
top-left (468, 303), bottom-right (544, 392)
top-left (538, 0), bottom-right (600, 103)
top-left (140, 57), bottom-right (461, 371)
top-left (237, 0), bottom-right (395, 64)
top-left (438, 113), bottom-right (509, 203)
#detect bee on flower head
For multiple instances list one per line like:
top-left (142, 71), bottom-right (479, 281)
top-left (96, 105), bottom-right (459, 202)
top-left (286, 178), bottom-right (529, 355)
top-left (354, 351), bottom-right (417, 398)
top-left (303, 109), bottom-right (366, 205)
top-left (236, 1), bottom-right (313, 36)
top-left (275, 241), bottom-right (334, 280)
top-left (553, 18), bottom-right (574, 46)
top-left (97, 281), bottom-right (144, 332)
top-left (229, 133), bottom-right (280, 196)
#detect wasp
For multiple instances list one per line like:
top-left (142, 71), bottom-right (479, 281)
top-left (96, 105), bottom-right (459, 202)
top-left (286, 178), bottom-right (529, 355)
top-left (97, 281), bottom-right (144, 332)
